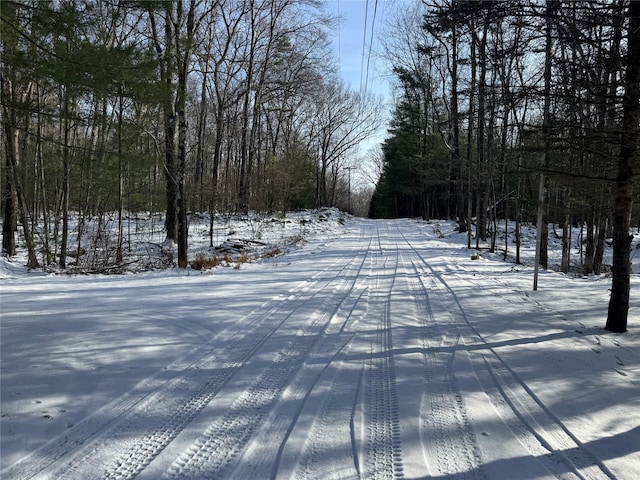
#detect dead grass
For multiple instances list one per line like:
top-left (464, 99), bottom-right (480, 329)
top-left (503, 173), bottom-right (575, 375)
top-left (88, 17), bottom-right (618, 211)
top-left (192, 246), bottom-right (282, 270)
top-left (234, 253), bottom-right (251, 269)
top-left (261, 247), bottom-right (282, 258)
top-left (190, 254), bottom-right (221, 270)
top-left (238, 253), bottom-right (251, 263)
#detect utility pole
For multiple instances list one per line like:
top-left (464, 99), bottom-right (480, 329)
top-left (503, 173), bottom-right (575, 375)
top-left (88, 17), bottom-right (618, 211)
top-left (344, 166), bottom-right (356, 213)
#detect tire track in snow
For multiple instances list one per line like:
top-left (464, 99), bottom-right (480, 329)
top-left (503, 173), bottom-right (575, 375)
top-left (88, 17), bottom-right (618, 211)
top-left (5, 341), bottom-right (216, 480)
top-left (441, 268), bottom-right (619, 479)
top-left (161, 326), bottom-right (322, 480)
top-left (363, 297), bottom-right (403, 479)
top-left (286, 222), bottom-right (403, 480)
top-left (479, 355), bottom-right (614, 480)
top-left (401, 225), bottom-right (613, 479)
top-left (40, 313), bottom-right (290, 480)
top-left (23, 247), bottom-right (361, 480)
top-left (428, 277), bottom-right (614, 479)
top-left (229, 240), bottom-right (372, 480)
top-left (458, 268), bottom-right (640, 382)
top-left (397, 241), bottom-right (486, 480)
top-left (275, 260), bottom-right (372, 479)
top-left (359, 222), bottom-right (404, 479)
top-left (235, 331), bottom-right (359, 480)
top-left (284, 353), bottom-right (366, 480)
top-left (160, 241), bottom-right (371, 480)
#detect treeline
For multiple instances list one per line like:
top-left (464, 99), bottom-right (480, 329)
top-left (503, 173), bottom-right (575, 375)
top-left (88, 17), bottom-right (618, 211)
top-left (1, 0), bottom-right (383, 269)
top-left (371, 0), bottom-right (635, 254)
top-left (369, 0), bottom-right (639, 332)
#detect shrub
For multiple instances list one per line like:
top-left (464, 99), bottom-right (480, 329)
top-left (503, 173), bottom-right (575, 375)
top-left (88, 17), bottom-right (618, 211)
top-left (191, 254), bottom-right (221, 270)
top-left (262, 247), bottom-right (282, 258)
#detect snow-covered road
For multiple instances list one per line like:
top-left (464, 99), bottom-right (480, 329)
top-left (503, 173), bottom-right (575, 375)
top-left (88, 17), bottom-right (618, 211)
top-left (2, 218), bottom-right (639, 479)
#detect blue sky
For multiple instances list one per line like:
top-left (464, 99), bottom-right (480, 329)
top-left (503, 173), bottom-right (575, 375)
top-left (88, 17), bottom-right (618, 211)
top-left (325, 0), bottom-right (392, 100)
top-left (324, 1), bottom-right (397, 188)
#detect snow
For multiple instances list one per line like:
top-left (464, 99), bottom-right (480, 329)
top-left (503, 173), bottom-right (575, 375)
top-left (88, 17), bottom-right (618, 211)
top-left (1, 211), bottom-right (639, 480)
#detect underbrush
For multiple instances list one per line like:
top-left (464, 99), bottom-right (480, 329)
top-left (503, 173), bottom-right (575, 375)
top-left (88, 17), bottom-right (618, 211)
top-left (190, 247), bottom-right (284, 271)
top-left (1, 208), bottom-right (342, 274)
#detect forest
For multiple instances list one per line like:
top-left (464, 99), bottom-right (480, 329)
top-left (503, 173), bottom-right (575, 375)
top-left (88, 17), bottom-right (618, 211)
top-left (369, 0), bottom-right (639, 331)
top-left (1, 0), bottom-right (383, 269)
top-left (1, 1), bottom-right (639, 331)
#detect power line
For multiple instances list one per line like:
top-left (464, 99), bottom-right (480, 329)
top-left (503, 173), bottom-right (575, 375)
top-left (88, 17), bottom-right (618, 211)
top-left (364, 0), bottom-right (379, 95)
top-left (361, 0), bottom-right (380, 96)
top-left (337, 0), bottom-right (341, 65)
top-left (360, 0), bottom-right (369, 94)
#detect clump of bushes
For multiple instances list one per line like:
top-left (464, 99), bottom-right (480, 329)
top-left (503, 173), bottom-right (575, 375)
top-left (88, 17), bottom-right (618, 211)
top-left (191, 245), bottom-right (284, 271)
top-left (262, 247), bottom-right (282, 258)
top-left (234, 254), bottom-right (251, 269)
top-left (191, 254), bottom-right (221, 270)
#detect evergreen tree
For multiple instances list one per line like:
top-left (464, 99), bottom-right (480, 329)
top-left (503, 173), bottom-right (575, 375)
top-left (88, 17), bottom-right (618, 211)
top-left (369, 66), bottom-right (447, 219)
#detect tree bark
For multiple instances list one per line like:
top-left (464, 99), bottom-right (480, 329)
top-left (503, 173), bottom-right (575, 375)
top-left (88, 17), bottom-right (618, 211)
top-left (475, 19), bottom-right (488, 245)
top-left (59, 89), bottom-right (71, 269)
top-left (606, 2), bottom-right (640, 333)
top-left (450, 16), bottom-right (463, 223)
top-left (1, 76), bottom-right (39, 268)
top-left (176, 0), bottom-right (197, 268)
top-left (2, 135), bottom-right (17, 256)
top-left (150, 7), bottom-right (179, 243)
top-left (561, 192), bottom-right (571, 274)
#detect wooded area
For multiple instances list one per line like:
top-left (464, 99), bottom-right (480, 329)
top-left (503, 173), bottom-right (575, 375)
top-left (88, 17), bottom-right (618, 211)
top-left (1, 1), bottom-right (638, 331)
top-left (368, 0), bottom-right (639, 331)
top-left (1, 0), bottom-right (382, 269)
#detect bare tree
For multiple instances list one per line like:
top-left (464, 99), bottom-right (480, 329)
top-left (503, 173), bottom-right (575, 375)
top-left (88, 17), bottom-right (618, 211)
top-left (308, 80), bottom-right (384, 207)
top-left (149, 0), bottom-right (200, 267)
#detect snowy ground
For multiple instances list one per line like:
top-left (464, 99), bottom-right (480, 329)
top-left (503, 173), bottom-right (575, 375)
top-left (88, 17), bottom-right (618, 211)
top-left (1, 211), bottom-right (639, 479)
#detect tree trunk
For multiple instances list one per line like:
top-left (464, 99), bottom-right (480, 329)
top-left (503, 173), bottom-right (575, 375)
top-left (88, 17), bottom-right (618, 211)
top-left (593, 215), bottom-right (606, 276)
top-left (176, 0), bottom-right (196, 268)
top-left (151, 7), bottom-right (179, 243)
top-left (561, 192), bottom-right (571, 274)
top-left (534, 1), bottom-right (555, 289)
top-left (475, 20), bottom-right (487, 245)
top-left (465, 23), bottom-right (476, 248)
top-left (1, 76), bottom-right (39, 268)
top-left (238, 0), bottom-right (257, 213)
top-left (59, 91), bottom-right (71, 269)
top-left (116, 88), bottom-right (125, 264)
top-left (2, 144), bottom-right (17, 256)
top-left (606, 1), bottom-right (640, 333)
top-left (450, 19), bottom-right (463, 223)
top-left (583, 212), bottom-right (595, 275)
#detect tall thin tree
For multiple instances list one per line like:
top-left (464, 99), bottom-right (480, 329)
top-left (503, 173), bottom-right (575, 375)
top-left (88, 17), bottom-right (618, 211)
top-left (606, 1), bottom-right (640, 333)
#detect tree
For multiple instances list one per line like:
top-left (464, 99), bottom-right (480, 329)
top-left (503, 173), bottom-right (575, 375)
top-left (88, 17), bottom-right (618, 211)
top-left (1, 0), bottom-right (25, 261)
top-left (309, 80), bottom-right (383, 207)
top-left (369, 64), bottom-right (448, 219)
top-left (423, 0), bottom-right (464, 222)
top-left (149, 0), bottom-right (199, 268)
top-left (606, 1), bottom-right (640, 333)
top-left (1, 0), bottom-right (51, 268)
top-left (1, 66), bottom-right (39, 268)
top-left (0, 0), bottom-right (390, 271)
top-left (379, 1), bottom-right (633, 268)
